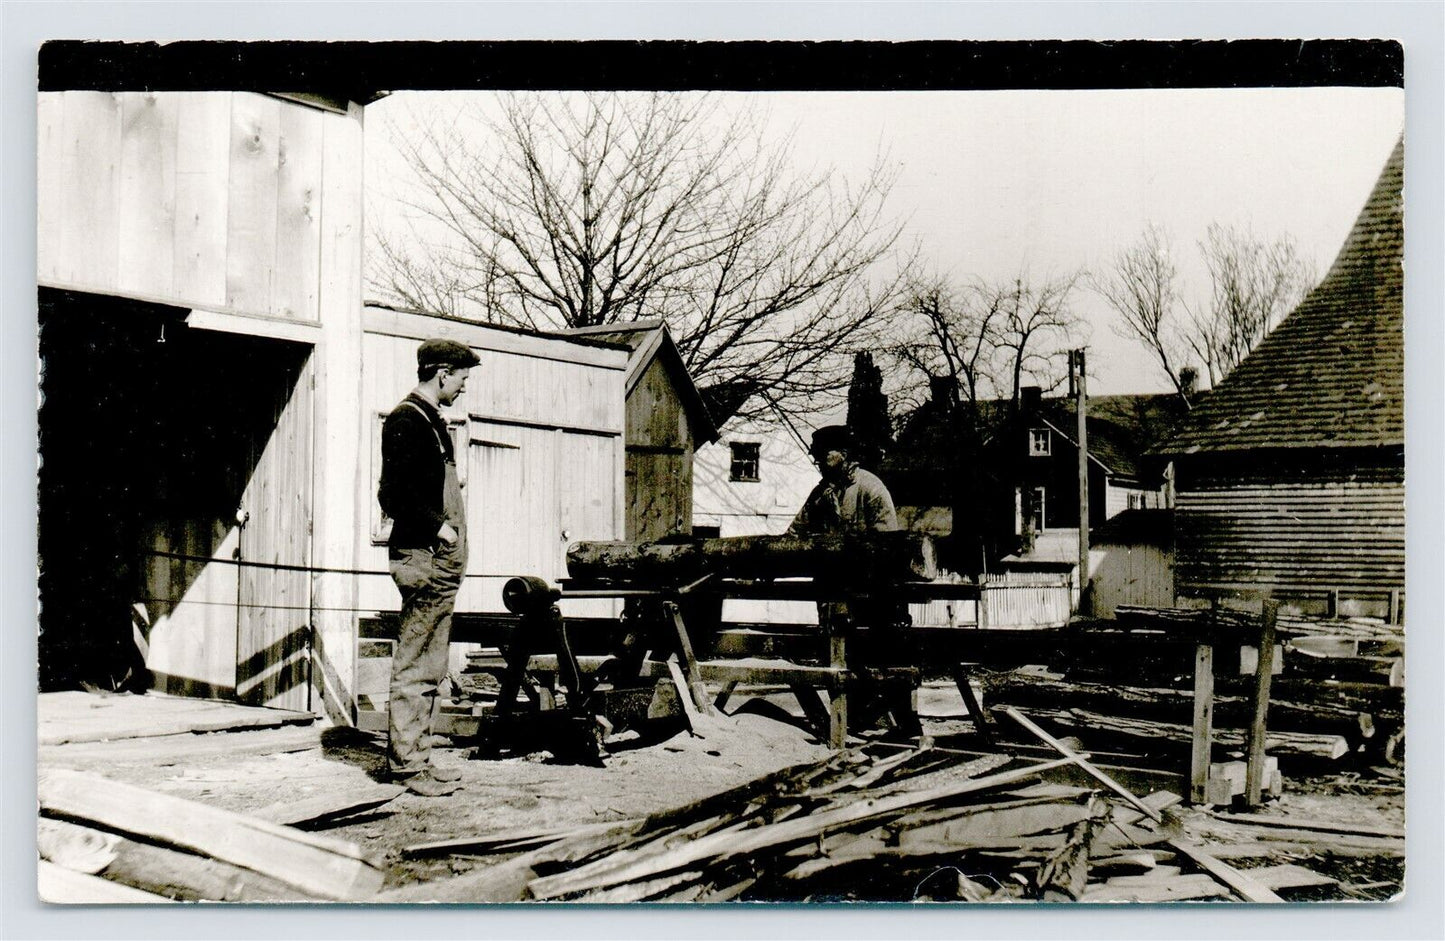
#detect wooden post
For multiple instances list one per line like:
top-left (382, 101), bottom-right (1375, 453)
top-left (953, 664), bottom-right (994, 747)
top-left (1189, 643), bottom-right (1215, 805)
top-left (1326, 589), bottom-right (1339, 619)
top-left (662, 601), bottom-right (715, 716)
top-left (1246, 600), bottom-right (1279, 806)
top-left (828, 632), bottom-right (848, 749)
top-left (1073, 349), bottom-right (1091, 616)
top-left (1388, 589), bottom-right (1401, 625)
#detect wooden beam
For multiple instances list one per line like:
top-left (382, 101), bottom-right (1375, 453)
top-left (1002, 706), bottom-right (1161, 823)
top-left (828, 633), bottom-right (848, 749)
top-left (1190, 643), bottom-right (1215, 805)
top-left (954, 664), bottom-right (994, 746)
top-left (1246, 600), bottom-right (1279, 806)
top-left (664, 601), bottom-right (715, 716)
top-left (665, 659), bottom-right (703, 736)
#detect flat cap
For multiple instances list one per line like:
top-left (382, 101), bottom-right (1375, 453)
top-left (417, 338), bottom-right (480, 370)
top-left (810, 424), bottom-right (853, 456)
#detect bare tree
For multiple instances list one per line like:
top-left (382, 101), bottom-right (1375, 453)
top-left (370, 92), bottom-right (912, 419)
top-left (1186, 223), bottom-right (1315, 387)
top-left (1092, 224), bottom-right (1195, 407)
top-left (887, 274), bottom-right (1006, 414)
top-left (994, 271), bottom-right (1085, 411)
top-left (1097, 222), bottom-right (1315, 399)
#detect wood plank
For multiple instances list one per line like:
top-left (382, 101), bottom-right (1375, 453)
top-left (38, 769), bottom-right (384, 900)
top-left (117, 92), bottom-right (179, 298)
top-left (1002, 706), bottom-right (1162, 822)
top-left (36, 92), bottom-right (66, 281)
top-left (38, 861), bottom-right (172, 904)
top-left (173, 92), bottom-right (232, 307)
top-left (1190, 643), bottom-right (1214, 805)
top-left (271, 101), bottom-right (323, 320)
top-left (40, 819), bottom-right (320, 902)
top-left (1211, 811), bottom-right (1403, 840)
top-left (1103, 865), bottom-right (1184, 885)
top-left (638, 658), bottom-right (846, 688)
top-left (39, 723), bottom-right (320, 768)
top-left (1249, 863), bottom-right (1338, 891)
top-left (1246, 601), bottom-right (1279, 806)
top-left (829, 633), bottom-right (848, 749)
top-left (57, 91), bottom-right (124, 290)
top-left (403, 819), bottom-right (642, 859)
top-left (1081, 874), bottom-right (1232, 903)
top-left (225, 92), bottom-right (281, 315)
top-left (526, 757), bottom-right (1073, 900)
top-left (1169, 838), bottom-right (1284, 903)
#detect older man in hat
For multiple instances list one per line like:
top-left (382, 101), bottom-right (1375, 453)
top-left (789, 424), bottom-right (921, 739)
top-left (377, 338), bottom-right (480, 796)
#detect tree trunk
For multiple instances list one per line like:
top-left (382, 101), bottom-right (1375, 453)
top-left (566, 532), bottom-right (937, 584)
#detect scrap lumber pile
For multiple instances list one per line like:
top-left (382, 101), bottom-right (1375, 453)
top-left (37, 768), bottom-right (390, 902)
top-left (392, 745), bottom-right (1277, 904)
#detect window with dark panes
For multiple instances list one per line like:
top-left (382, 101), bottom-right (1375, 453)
top-left (729, 441), bottom-right (761, 482)
top-left (1028, 428), bottom-right (1051, 456)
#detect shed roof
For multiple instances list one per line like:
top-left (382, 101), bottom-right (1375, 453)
top-left (564, 320), bottom-right (719, 445)
top-left (1159, 137), bottom-right (1403, 456)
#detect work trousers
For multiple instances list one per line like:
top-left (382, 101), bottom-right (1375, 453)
top-left (387, 541), bottom-right (466, 776)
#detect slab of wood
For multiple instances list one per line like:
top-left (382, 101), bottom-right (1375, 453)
top-left (38, 768), bottom-right (384, 900)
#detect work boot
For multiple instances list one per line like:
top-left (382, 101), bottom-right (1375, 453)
top-left (400, 770), bottom-right (461, 797)
top-left (428, 763), bottom-right (462, 782)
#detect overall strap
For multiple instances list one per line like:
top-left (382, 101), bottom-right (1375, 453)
top-left (399, 400), bottom-right (449, 456)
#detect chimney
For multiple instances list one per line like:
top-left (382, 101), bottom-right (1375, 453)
top-left (1178, 366), bottom-right (1198, 399)
top-left (930, 376), bottom-right (959, 411)
top-left (1020, 385), bottom-right (1042, 415)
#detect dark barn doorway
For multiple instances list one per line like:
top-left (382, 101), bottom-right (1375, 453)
top-left (38, 289), bottom-right (315, 707)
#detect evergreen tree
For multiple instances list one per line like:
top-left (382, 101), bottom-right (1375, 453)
top-left (846, 351), bottom-right (892, 473)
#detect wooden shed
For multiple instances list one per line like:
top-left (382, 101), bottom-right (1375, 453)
top-left (359, 305), bottom-right (630, 618)
top-left (37, 90), bottom-right (373, 719)
top-left (1156, 137), bottom-right (1404, 620)
top-left (564, 321), bottom-right (718, 542)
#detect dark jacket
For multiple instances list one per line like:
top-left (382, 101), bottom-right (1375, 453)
top-left (378, 393), bottom-right (455, 549)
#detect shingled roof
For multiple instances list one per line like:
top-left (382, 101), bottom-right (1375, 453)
top-left (1159, 137), bottom-right (1403, 455)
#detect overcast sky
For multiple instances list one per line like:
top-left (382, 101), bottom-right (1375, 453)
top-left (367, 86), bottom-right (1403, 398)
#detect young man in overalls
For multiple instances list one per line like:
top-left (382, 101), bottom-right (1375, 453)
top-left (378, 338), bottom-right (479, 796)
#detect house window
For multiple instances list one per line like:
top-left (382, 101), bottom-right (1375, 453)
top-left (1015, 486), bottom-right (1047, 535)
top-left (1031, 487), bottom-right (1047, 532)
top-left (1127, 491), bottom-right (1144, 511)
top-left (729, 441), bottom-right (761, 482)
top-left (1028, 428), bottom-right (1051, 456)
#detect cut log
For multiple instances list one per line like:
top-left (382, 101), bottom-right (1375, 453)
top-left (1001, 706), bottom-right (1350, 761)
top-left (38, 769), bottom-right (384, 901)
top-left (566, 531), bottom-right (937, 584)
top-left (39, 818), bottom-right (323, 902)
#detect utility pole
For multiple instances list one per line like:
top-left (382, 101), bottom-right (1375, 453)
top-left (1071, 349), bottom-right (1091, 616)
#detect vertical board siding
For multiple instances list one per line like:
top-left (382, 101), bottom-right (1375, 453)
top-left (38, 91), bottom-right (330, 322)
top-left (1174, 473), bottom-right (1404, 597)
top-left (309, 102), bottom-right (367, 722)
top-left (624, 357), bottom-right (694, 541)
top-left (1092, 543), bottom-right (1174, 618)
top-left (475, 350), bottom-right (620, 432)
top-left (271, 104), bottom-right (324, 321)
top-left (237, 354), bottom-right (314, 710)
top-left (225, 93), bottom-right (282, 315)
top-left (172, 93), bottom-right (232, 307)
top-left (57, 92), bottom-right (123, 290)
top-left (117, 93), bottom-right (179, 299)
top-left (35, 94), bottom-right (67, 283)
